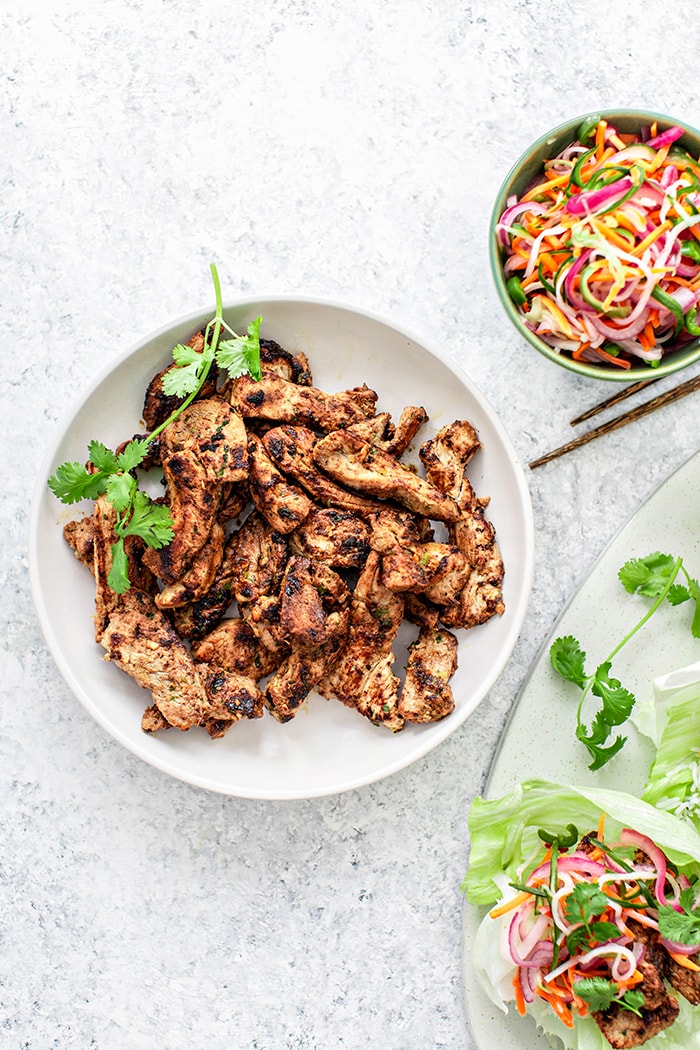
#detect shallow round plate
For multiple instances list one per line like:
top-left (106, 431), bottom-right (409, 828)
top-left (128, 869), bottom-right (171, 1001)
top-left (29, 296), bottom-right (534, 799)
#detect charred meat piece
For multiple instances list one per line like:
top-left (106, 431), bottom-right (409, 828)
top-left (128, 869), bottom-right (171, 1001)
top-left (229, 370), bottom-right (378, 431)
top-left (100, 588), bottom-right (209, 731)
top-left (155, 521), bottom-right (226, 610)
top-left (142, 328), bottom-right (217, 430)
top-left (367, 508), bottom-right (469, 604)
top-left (191, 617), bottom-right (281, 681)
top-left (161, 397), bottom-right (248, 484)
top-left (92, 496), bottom-right (123, 642)
top-left (420, 420), bottom-right (504, 629)
top-left (592, 993), bottom-right (679, 1048)
top-left (419, 418), bottom-right (481, 492)
top-left (381, 405), bottom-right (429, 457)
top-left (289, 507), bottom-right (370, 568)
top-left (262, 425), bottom-right (387, 517)
top-left (64, 516), bottom-right (95, 570)
top-left (344, 412), bottom-right (394, 445)
top-left (627, 918), bottom-right (700, 1006)
top-left (259, 338), bottom-right (313, 385)
top-left (398, 626), bottom-right (458, 723)
top-left (218, 481), bottom-right (250, 524)
top-left (240, 594), bottom-right (290, 663)
top-left (247, 431), bottom-right (313, 534)
top-left (318, 551), bottom-right (404, 731)
top-left (402, 592), bottom-right (441, 628)
top-left (278, 556), bottom-right (350, 652)
top-left (265, 557), bottom-right (351, 722)
top-left (225, 509), bottom-right (289, 606)
top-left (312, 429), bottom-right (460, 522)
top-left (197, 665), bottom-right (264, 731)
top-left (142, 449), bottom-right (221, 584)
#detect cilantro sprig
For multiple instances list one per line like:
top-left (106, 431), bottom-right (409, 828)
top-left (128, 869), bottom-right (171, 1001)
top-left (47, 264), bottom-right (262, 593)
top-left (550, 552), bottom-right (700, 770)
top-left (658, 885), bottom-right (700, 946)
top-left (573, 976), bottom-right (645, 1017)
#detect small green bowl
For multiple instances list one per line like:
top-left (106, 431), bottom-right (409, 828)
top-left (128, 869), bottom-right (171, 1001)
top-left (490, 109), bottom-right (700, 381)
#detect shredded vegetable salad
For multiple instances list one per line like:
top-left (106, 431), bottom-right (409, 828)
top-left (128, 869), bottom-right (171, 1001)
top-left (492, 819), bottom-right (700, 1037)
top-left (497, 117), bottom-right (700, 368)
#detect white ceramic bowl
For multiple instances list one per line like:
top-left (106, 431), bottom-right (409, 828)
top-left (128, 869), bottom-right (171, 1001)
top-left (29, 296), bottom-right (535, 799)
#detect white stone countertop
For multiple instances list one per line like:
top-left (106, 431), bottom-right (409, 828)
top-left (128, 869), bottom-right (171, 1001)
top-left (4, 2), bottom-right (700, 1048)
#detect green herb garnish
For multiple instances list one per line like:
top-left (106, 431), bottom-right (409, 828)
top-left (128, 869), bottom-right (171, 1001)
top-left (47, 264), bottom-right (262, 593)
top-left (550, 552), bottom-right (700, 770)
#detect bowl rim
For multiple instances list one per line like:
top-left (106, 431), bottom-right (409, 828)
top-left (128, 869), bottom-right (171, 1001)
top-left (489, 108), bottom-right (700, 381)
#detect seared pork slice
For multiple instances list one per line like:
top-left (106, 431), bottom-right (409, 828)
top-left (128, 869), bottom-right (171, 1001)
top-left (247, 432), bottom-right (313, 534)
top-left (264, 556), bottom-right (351, 722)
top-left (381, 405), bottom-right (429, 457)
top-left (218, 481), bottom-right (250, 524)
top-left (229, 370), bottom-right (378, 431)
top-left (402, 592), bottom-right (441, 628)
top-left (418, 419), bottom-right (481, 492)
top-left (627, 918), bottom-right (700, 1006)
top-left (592, 992), bottom-right (679, 1048)
top-left (398, 626), bottom-right (458, 723)
top-left (289, 507), bottom-right (371, 568)
top-left (259, 338), bottom-right (313, 385)
top-left (266, 651), bottom-right (330, 723)
top-left (318, 551), bottom-right (404, 731)
top-left (191, 617), bottom-right (280, 681)
top-left (420, 420), bottom-right (504, 629)
top-left (225, 509), bottom-right (289, 605)
top-left (64, 516), bottom-right (95, 569)
top-left (142, 449), bottom-right (221, 583)
top-left (142, 328), bottom-right (217, 430)
top-left (197, 665), bottom-right (264, 731)
top-left (100, 588), bottom-right (209, 731)
top-left (155, 521), bottom-right (225, 609)
top-left (92, 496), bottom-right (122, 642)
top-left (278, 556), bottom-right (351, 652)
top-left (240, 594), bottom-right (290, 663)
top-left (344, 412), bottom-right (394, 445)
top-left (312, 429), bottom-right (460, 522)
top-left (161, 397), bottom-right (248, 484)
top-left (262, 425), bottom-right (386, 517)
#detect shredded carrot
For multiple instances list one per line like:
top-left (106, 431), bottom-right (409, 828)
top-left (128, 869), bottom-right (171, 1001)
top-left (512, 974), bottom-right (527, 1016)
top-left (668, 951), bottom-right (700, 972)
top-left (489, 890), bottom-right (531, 919)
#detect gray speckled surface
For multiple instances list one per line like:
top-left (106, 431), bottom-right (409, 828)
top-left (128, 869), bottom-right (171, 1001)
top-left (4, 2), bottom-right (700, 1047)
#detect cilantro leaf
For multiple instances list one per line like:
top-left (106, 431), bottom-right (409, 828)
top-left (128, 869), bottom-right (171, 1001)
top-left (47, 461), bottom-right (109, 504)
top-left (87, 440), bottom-right (119, 474)
top-left (658, 887), bottom-right (700, 946)
top-left (118, 490), bottom-right (173, 548)
top-left (161, 344), bottom-right (207, 399)
top-left (573, 977), bottom-right (617, 1012)
top-left (115, 438), bottom-right (150, 474)
top-left (216, 315), bottom-right (262, 380)
top-left (550, 635), bottom-right (587, 688)
top-left (618, 551), bottom-right (677, 596)
top-left (107, 538), bottom-right (130, 594)
top-left (590, 662), bottom-right (635, 726)
top-left (105, 471), bottom-right (136, 513)
top-left (564, 882), bottom-right (609, 925)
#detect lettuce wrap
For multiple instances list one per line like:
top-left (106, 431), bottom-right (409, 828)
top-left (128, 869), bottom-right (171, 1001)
top-left (463, 778), bottom-right (700, 1050)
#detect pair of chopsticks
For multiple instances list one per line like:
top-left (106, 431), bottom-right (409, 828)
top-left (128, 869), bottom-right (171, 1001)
top-left (529, 371), bottom-right (700, 469)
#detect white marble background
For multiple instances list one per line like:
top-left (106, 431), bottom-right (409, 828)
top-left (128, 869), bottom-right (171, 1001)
top-left (4, 1), bottom-right (700, 1047)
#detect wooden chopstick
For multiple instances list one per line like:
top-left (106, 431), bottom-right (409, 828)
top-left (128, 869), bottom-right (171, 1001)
top-left (529, 372), bottom-right (700, 469)
top-left (569, 377), bottom-right (663, 425)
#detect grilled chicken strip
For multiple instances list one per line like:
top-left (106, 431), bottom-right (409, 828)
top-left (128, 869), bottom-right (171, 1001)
top-left (312, 429), bottom-right (461, 522)
top-left (398, 625), bottom-right (458, 723)
top-left (262, 424), bottom-right (387, 517)
top-left (318, 551), bottom-right (404, 731)
top-left (142, 328), bottom-right (217, 430)
top-left (155, 521), bottom-right (225, 610)
top-left (142, 448), bottom-right (221, 583)
top-left (191, 617), bottom-right (280, 681)
top-left (289, 507), bottom-right (370, 568)
top-left (92, 496), bottom-right (123, 642)
top-left (367, 507), bottom-right (469, 604)
top-left (229, 369), bottom-right (378, 431)
top-left (160, 397), bottom-right (248, 485)
top-left (259, 338), bottom-right (313, 385)
top-left (265, 556), bottom-right (351, 722)
top-left (420, 420), bottom-right (505, 628)
top-left (381, 405), bottom-right (429, 457)
top-left (99, 588), bottom-right (209, 731)
top-left (247, 431), bottom-right (313, 534)
top-left (196, 666), bottom-right (264, 737)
